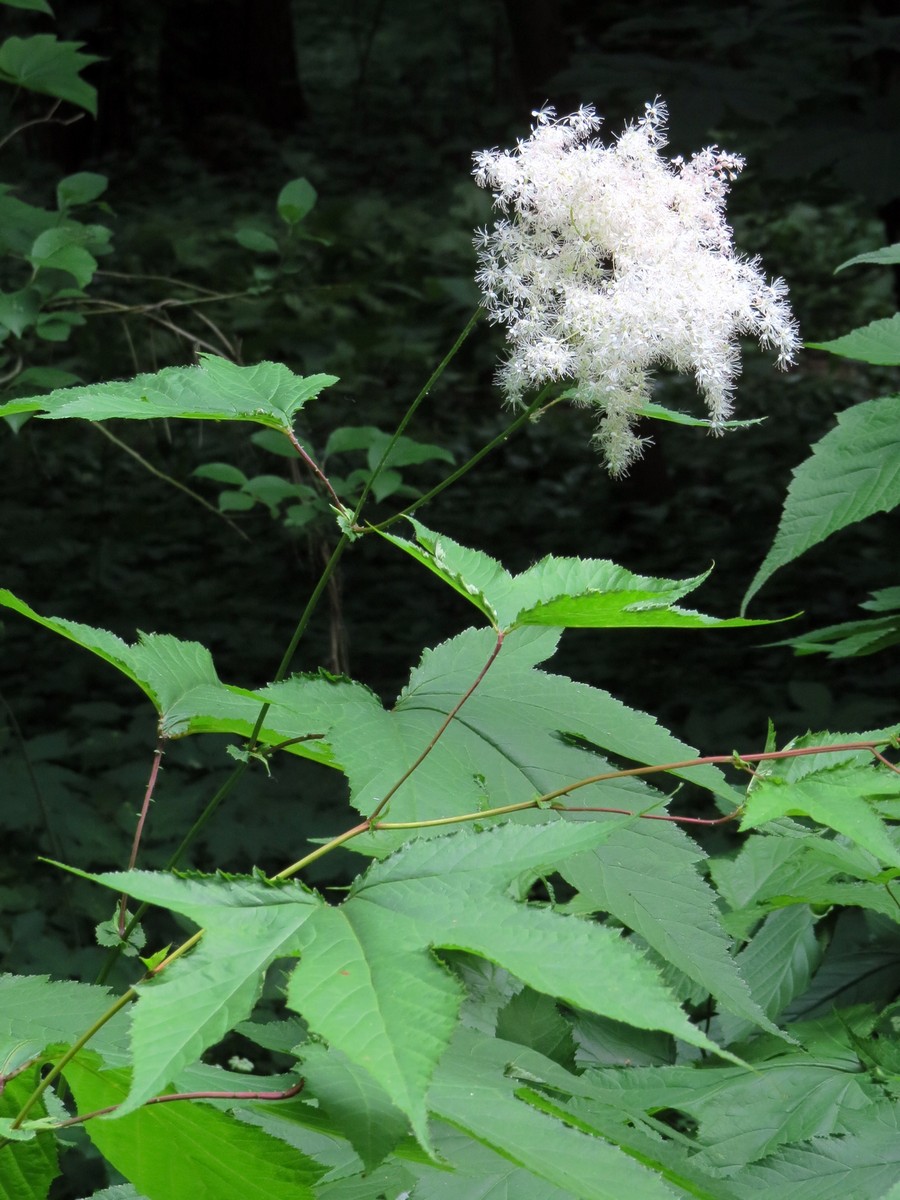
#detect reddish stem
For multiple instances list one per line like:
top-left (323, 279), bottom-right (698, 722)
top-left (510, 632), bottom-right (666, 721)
top-left (284, 428), bottom-right (348, 514)
top-left (367, 631), bottom-right (506, 824)
top-left (50, 1080), bottom-right (305, 1130)
top-left (118, 741), bottom-right (166, 938)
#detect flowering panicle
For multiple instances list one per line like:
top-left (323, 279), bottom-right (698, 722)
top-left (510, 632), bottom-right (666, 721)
top-left (472, 101), bottom-right (800, 475)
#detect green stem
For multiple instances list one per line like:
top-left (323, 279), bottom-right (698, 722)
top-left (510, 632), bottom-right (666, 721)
top-left (8, 991), bottom-right (135, 1134)
top-left (351, 307), bottom-right (483, 520)
top-left (367, 388), bottom-right (558, 533)
top-left (275, 822), bottom-right (370, 880)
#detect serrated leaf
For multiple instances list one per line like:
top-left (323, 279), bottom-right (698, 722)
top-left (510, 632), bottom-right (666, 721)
top-left (382, 519), bottom-right (775, 632)
top-left (560, 821), bottom-right (782, 1036)
top-left (0, 35), bottom-right (99, 114)
top-left (726, 1100), bottom-right (900, 1199)
top-left (743, 394), bottom-right (900, 610)
top-left (407, 1121), bottom-right (578, 1199)
top-left (63, 1058), bottom-right (325, 1199)
top-left (0, 354), bottom-right (337, 430)
top-left (0, 591), bottom-right (267, 739)
top-left (89, 824), bottom-right (736, 1155)
top-left (298, 1042), bottom-right (409, 1170)
top-left (286, 900), bottom-right (460, 1151)
top-left (260, 625), bottom-right (741, 847)
top-left (0, 973), bottom-right (126, 1063)
top-left (807, 314), bottom-right (900, 365)
top-left (56, 872), bottom-right (318, 1118)
top-left (347, 823), bottom-right (739, 1060)
top-left (576, 1053), bottom-right (880, 1176)
top-left (836, 243), bottom-right (900, 272)
top-left (741, 762), bottom-right (900, 867)
top-left (714, 907), bottom-right (822, 1046)
top-left (427, 1028), bottom-right (679, 1200)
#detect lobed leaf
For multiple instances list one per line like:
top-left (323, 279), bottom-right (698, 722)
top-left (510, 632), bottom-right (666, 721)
top-left (262, 624), bottom-right (742, 849)
top-left (58, 871), bottom-right (319, 1118)
top-left (0, 34), bottom-right (99, 114)
top-left (0, 354), bottom-right (337, 430)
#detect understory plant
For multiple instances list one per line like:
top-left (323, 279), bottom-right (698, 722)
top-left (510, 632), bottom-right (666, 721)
top-left (1, 98), bottom-right (900, 1200)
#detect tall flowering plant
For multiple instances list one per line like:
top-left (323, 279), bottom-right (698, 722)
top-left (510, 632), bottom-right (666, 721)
top-left (1, 97), bottom-right (899, 1200)
top-left (473, 101), bottom-right (800, 473)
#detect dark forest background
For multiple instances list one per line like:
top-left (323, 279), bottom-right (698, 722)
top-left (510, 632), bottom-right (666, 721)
top-left (1, 0), bottom-right (898, 980)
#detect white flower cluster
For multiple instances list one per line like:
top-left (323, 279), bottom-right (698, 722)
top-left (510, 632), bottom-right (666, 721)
top-left (473, 101), bottom-right (800, 475)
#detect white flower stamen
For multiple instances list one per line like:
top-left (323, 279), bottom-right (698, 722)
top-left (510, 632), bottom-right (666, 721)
top-left (472, 100), bottom-right (801, 476)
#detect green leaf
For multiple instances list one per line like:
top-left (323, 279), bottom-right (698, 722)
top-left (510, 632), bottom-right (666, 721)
top-left (560, 820), bottom-right (782, 1036)
top-left (0, 591), bottom-right (267, 739)
top-left (0, 973), bottom-right (127, 1062)
top-left (259, 625), bottom-right (741, 843)
top-left (836, 243), bottom-right (900, 272)
top-left (575, 1052), bottom-right (881, 1176)
top-left (63, 1058), bottom-right (325, 1199)
top-left (742, 395), bottom-right (900, 611)
top-left (428, 1028), bottom-right (680, 1200)
top-left (740, 762), bottom-right (900, 867)
top-left (807, 314), bottom-right (900, 365)
top-left (0, 1069), bottom-right (59, 1199)
top-left (726, 1101), bottom-right (900, 1199)
top-left (285, 897), bottom-right (462, 1151)
top-left (495, 986), bottom-right (576, 1068)
top-left (193, 462), bottom-right (249, 486)
top-left (0, 35), bottom-right (99, 114)
top-left (633, 399), bottom-right (765, 429)
top-left (277, 178), bottom-right (317, 225)
top-left (28, 227), bottom-right (98, 288)
top-left (56, 171), bottom-right (107, 209)
top-left (0, 288), bottom-right (40, 338)
top-left (56, 872), bottom-right (318, 1118)
top-left (91, 824), bottom-right (736, 1153)
top-left (298, 1042), bottom-right (410, 1170)
top-left (559, 387), bottom-right (765, 430)
top-left (773, 609), bottom-right (900, 658)
top-left (0, 0), bottom-right (53, 12)
top-left (235, 227), bottom-right (279, 254)
top-left (407, 1121), bottom-right (578, 1199)
top-left (714, 907), bottom-right (822, 1046)
top-left (0, 354), bottom-right (338, 430)
top-left (382, 520), bottom-right (775, 632)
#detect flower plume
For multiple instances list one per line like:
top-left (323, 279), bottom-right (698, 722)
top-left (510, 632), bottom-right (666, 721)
top-left (473, 101), bottom-right (800, 475)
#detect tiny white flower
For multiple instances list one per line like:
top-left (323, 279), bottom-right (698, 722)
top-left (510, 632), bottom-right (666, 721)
top-left (472, 100), bottom-right (800, 475)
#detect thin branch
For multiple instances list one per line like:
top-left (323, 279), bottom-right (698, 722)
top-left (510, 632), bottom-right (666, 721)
top-left (48, 1080), bottom-right (305, 1130)
top-left (118, 741), bottom-right (166, 938)
top-left (90, 422), bottom-right (251, 541)
top-left (367, 390), bottom-right (561, 533)
top-left (0, 102), bottom-right (82, 153)
top-left (351, 307), bottom-right (482, 520)
top-left (284, 428), bottom-right (348, 514)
